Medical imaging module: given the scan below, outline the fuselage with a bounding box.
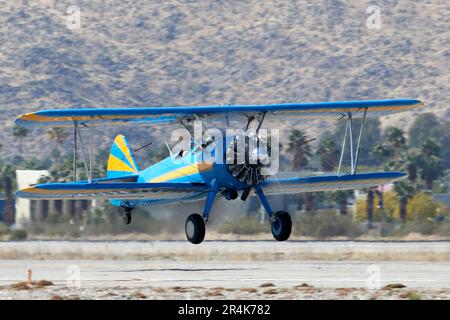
[111,138,248,208]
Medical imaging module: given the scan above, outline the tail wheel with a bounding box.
[271,211,292,241]
[185,213,206,244]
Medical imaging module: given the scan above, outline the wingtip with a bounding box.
[14,113,33,126]
[411,99,425,108]
[14,115,24,126]
[393,172,408,180]
[15,187,33,198]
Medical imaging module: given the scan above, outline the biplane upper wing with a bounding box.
[15,99,423,127]
[258,172,406,196]
[16,181,208,200]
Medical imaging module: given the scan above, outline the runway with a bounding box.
[0,241,449,299]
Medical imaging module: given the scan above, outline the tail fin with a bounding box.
[107,135,139,178]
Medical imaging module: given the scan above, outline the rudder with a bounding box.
[107,134,139,178]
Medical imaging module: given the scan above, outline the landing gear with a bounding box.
[254,185,292,241]
[271,211,292,241]
[122,208,132,225]
[184,179,218,244]
[223,189,238,200]
[185,214,206,244]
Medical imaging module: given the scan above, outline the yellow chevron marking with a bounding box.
[149,163,213,183]
[107,154,136,173]
[114,135,137,171]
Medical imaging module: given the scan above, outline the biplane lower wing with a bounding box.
[17,172,406,200]
[16,182,208,200]
[259,172,407,195]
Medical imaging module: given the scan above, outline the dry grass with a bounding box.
[2,284,450,299]
[399,291,422,300]
[208,290,224,297]
[383,283,407,290]
[0,241,448,262]
[263,288,278,295]
[9,280,53,290]
[131,291,147,299]
[259,282,276,288]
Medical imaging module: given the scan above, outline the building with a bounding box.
[15,170,96,227]
[15,170,49,227]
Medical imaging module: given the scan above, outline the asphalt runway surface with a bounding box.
[0,241,449,299]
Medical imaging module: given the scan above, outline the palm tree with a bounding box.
[400,148,421,182]
[47,128,69,166]
[384,127,406,150]
[287,130,313,212]
[371,143,393,167]
[366,188,375,228]
[331,190,354,215]
[287,130,312,171]
[393,181,416,222]
[374,127,420,222]
[417,138,443,190]
[383,148,422,222]
[0,165,16,225]
[12,125,28,153]
[317,137,339,172]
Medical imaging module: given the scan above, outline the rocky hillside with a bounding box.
[0,0,449,158]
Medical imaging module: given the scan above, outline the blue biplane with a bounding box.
[15,99,423,243]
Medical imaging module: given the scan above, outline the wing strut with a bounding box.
[353,107,368,174]
[73,121,95,183]
[76,123,91,182]
[73,121,77,182]
[337,108,368,176]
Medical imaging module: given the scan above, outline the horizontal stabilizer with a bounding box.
[16,182,208,200]
[259,172,407,195]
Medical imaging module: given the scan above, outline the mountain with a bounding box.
[0,0,449,159]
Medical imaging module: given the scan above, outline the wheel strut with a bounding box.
[122,208,132,225]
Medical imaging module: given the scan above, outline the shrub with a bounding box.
[355,192,398,222]
[436,219,450,235]
[9,229,28,241]
[0,223,10,236]
[217,216,267,235]
[378,217,450,237]
[293,211,362,239]
[356,192,444,222]
[406,193,443,221]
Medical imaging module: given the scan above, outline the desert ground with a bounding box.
[0,240,449,299]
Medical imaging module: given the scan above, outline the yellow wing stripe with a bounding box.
[107,154,136,173]
[149,163,213,182]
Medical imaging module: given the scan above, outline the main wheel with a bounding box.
[271,211,292,241]
[122,209,132,225]
[185,213,206,244]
